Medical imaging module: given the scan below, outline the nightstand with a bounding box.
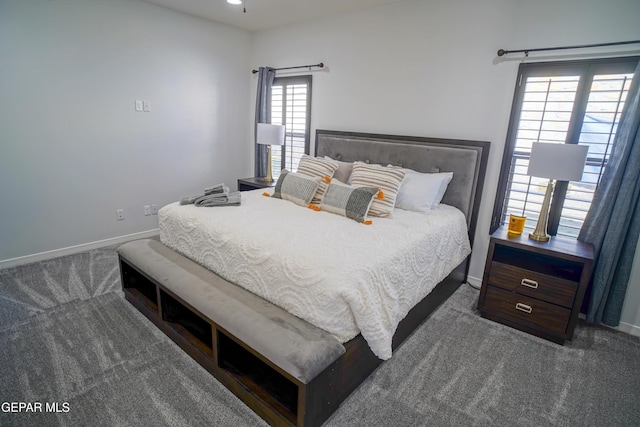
[477,226,594,344]
[237,177,276,192]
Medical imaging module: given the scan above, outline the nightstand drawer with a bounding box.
[489,261,578,308]
[482,285,571,337]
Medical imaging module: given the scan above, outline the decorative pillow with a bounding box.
[319,180,379,223]
[272,169,321,207]
[296,154,339,204]
[430,172,454,208]
[350,162,406,218]
[324,156,353,184]
[395,169,454,213]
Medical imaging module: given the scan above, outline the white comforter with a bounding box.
[159,189,470,359]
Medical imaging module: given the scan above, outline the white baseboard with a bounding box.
[466,275,482,290]
[0,229,160,269]
[615,321,640,338]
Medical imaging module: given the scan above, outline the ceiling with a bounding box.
[141,0,403,32]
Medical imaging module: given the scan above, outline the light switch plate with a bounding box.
[135,100,143,112]
[143,100,150,112]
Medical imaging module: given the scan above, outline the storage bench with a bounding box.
[117,239,346,426]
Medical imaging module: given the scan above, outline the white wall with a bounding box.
[0,0,250,262]
[250,0,640,330]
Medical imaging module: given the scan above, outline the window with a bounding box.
[492,57,638,238]
[269,76,312,178]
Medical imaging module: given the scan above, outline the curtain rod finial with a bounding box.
[497,49,506,57]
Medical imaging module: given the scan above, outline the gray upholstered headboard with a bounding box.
[315,129,490,246]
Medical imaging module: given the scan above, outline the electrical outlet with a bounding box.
[143,100,150,112]
[135,100,143,112]
[144,205,151,216]
[116,209,124,220]
[151,204,158,215]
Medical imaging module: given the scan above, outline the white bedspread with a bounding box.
[159,189,470,360]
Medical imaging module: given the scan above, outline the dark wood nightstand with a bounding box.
[477,226,594,344]
[237,177,276,192]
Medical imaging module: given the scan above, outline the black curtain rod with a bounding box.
[252,62,324,74]
[497,40,640,57]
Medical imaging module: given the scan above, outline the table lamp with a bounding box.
[257,123,285,183]
[527,142,589,242]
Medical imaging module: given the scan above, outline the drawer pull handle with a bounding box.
[521,278,539,289]
[515,303,532,314]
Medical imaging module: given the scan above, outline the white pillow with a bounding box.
[394,169,453,213]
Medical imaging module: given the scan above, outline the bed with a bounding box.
[118,129,489,426]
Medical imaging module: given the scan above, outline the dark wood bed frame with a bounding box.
[119,130,490,426]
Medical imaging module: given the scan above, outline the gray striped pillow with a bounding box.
[272,169,321,207]
[350,162,406,218]
[296,154,339,204]
[320,181,378,223]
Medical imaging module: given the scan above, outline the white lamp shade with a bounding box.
[527,142,589,181]
[257,123,285,146]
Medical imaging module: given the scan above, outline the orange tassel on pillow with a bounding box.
[363,220,373,225]
[323,175,331,183]
[376,189,384,200]
[262,192,271,197]
[307,204,321,211]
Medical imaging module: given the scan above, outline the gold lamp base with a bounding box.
[529,180,554,242]
[529,230,550,242]
[263,145,274,183]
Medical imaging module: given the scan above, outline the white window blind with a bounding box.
[494,58,637,238]
[557,73,632,235]
[270,76,311,178]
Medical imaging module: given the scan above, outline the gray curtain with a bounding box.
[254,67,276,177]
[578,61,640,326]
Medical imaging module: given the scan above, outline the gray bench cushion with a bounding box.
[118,239,345,384]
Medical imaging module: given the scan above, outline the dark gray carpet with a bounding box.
[1,246,639,426]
